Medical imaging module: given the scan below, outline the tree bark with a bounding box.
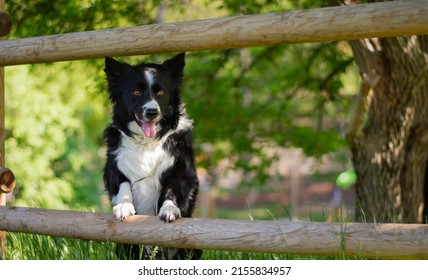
[347,35,428,223]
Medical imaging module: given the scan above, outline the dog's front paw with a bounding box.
[158,200,181,223]
[113,202,136,221]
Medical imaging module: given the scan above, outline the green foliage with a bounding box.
[186,43,354,181]
[5,62,109,209]
[7,0,156,37]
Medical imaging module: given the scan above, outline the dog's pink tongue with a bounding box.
[142,121,156,138]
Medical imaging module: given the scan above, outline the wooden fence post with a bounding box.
[0,0,6,260]
[0,0,5,168]
[0,0,11,260]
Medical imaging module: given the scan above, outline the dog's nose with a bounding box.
[145,108,159,119]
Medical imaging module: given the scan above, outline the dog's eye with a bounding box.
[131,90,141,96]
[157,91,164,96]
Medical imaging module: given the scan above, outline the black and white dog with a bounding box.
[103,53,200,259]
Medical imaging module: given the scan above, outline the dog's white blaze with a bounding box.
[144,68,155,87]
[114,134,175,215]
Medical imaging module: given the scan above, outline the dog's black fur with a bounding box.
[103,53,201,259]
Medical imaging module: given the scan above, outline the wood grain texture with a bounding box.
[0,0,427,66]
[1,206,428,259]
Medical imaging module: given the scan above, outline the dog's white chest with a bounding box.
[114,134,174,215]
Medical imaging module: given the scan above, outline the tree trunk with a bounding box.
[347,35,428,223]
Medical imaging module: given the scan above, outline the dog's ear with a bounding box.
[104,57,124,78]
[104,57,127,100]
[163,53,185,79]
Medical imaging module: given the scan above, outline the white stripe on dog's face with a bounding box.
[144,68,156,87]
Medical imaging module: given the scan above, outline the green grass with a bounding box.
[7,233,118,260]
[7,232,345,260]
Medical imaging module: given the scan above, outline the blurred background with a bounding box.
[5,0,425,224]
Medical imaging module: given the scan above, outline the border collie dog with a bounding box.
[103,53,200,260]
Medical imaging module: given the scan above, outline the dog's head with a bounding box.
[104,53,185,138]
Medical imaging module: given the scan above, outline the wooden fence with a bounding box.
[1,206,428,259]
[1,0,428,66]
[1,0,428,259]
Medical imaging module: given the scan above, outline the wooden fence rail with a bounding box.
[0,0,428,66]
[1,206,428,259]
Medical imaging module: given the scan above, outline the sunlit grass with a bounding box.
[7,232,349,260]
[7,233,117,260]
